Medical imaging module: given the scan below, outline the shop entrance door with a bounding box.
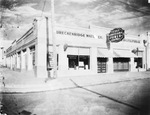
[134,57,143,68]
[97,58,107,73]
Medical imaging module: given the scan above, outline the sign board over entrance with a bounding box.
[108,28,125,43]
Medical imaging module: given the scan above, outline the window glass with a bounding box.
[134,57,142,68]
[67,47,90,70]
[79,56,90,69]
[68,55,78,69]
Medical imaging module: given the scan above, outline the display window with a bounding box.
[68,55,78,69]
[79,56,90,69]
[67,47,90,70]
[68,55,90,70]
[113,58,130,71]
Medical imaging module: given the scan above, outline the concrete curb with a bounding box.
[1,76,150,93]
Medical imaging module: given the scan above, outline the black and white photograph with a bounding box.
[0,0,150,115]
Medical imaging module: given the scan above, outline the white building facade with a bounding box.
[3,17,150,78]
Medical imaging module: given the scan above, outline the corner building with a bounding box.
[4,17,148,78]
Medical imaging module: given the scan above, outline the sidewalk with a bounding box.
[0,68,150,93]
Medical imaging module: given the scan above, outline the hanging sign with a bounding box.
[108,28,125,43]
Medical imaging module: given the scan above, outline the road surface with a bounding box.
[1,78,150,115]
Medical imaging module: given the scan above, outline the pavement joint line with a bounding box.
[70,79,142,112]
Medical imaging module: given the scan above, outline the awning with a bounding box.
[97,48,113,57]
[113,50,137,58]
[67,47,90,55]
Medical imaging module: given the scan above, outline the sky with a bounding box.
[1,0,150,40]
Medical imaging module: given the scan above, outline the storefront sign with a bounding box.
[56,30,102,39]
[108,28,125,43]
[122,39,140,43]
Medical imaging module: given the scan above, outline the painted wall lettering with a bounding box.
[56,30,102,39]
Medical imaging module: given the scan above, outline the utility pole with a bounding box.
[143,32,150,71]
[51,0,57,78]
[146,32,150,70]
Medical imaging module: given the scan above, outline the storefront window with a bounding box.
[67,47,90,70]
[79,56,90,70]
[68,55,78,69]
[68,55,90,70]
[113,58,130,71]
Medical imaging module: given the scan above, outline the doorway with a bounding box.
[97,58,107,73]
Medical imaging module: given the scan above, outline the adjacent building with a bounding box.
[0,38,13,66]
[3,17,150,78]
